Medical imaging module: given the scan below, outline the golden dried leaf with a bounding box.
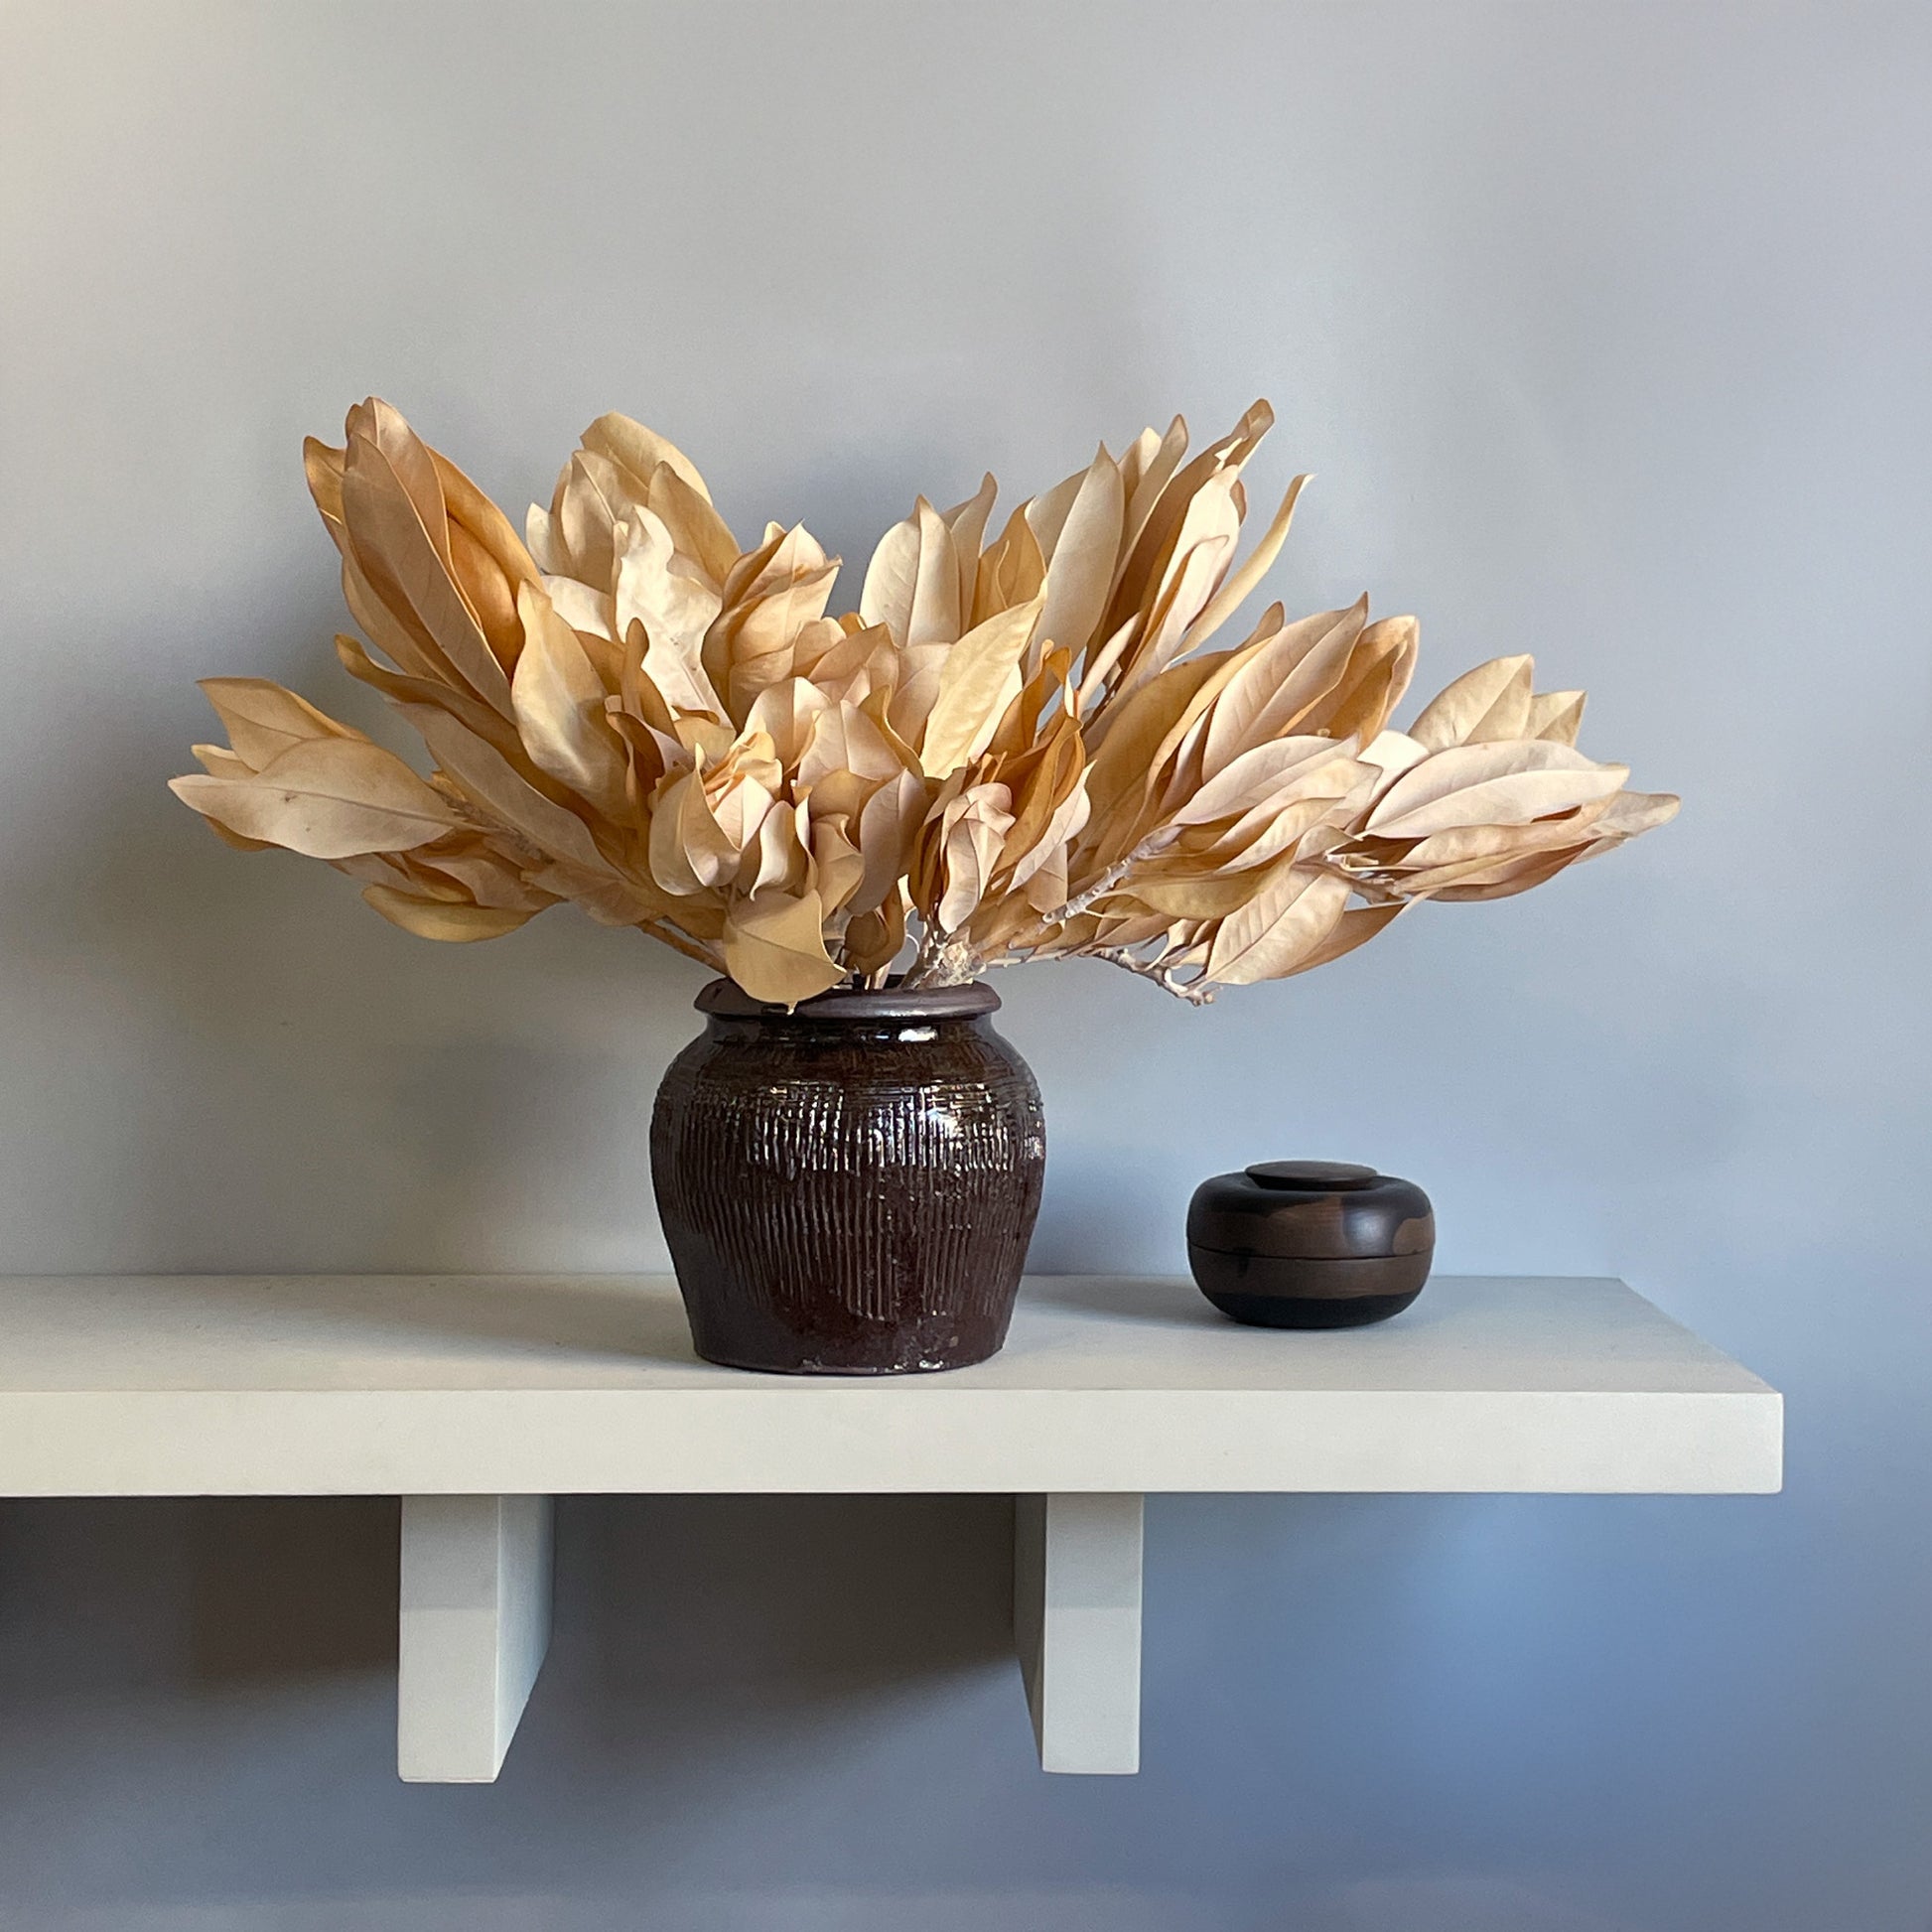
[362,886,537,942]
[581,412,716,508]
[917,597,1042,778]
[511,584,630,817]
[199,678,365,770]
[1527,689,1587,745]
[170,739,460,860]
[1366,740,1629,839]
[1204,867,1350,985]
[1409,655,1535,751]
[406,704,615,875]
[722,889,845,1008]
[1179,473,1310,656]
[1032,448,1125,665]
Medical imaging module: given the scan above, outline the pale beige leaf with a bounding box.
[429,449,540,594]
[1033,448,1125,663]
[1358,730,1431,795]
[334,632,532,767]
[346,399,446,560]
[615,508,723,650]
[303,438,347,552]
[1366,740,1628,838]
[511,584,630,815]
[1398,797,1616,869]
[1407,843,1595,901]
[1204,867,1350,986]
[1007,774,1092,892]
[646,464,738,583]
[943,473,998,621]
[742,797,808,897]
[1527,690,1587,745]
[1204,789,1356,873]
[1179,473,1310,656]
[1172,737,1362,828]
[406,704,615,874]
[648,769,734,895]
[341,427,513,714]
[1022,840,1070,914]
[362,886,536,942]
[1310,614,1420,745]
[540,573,616,639]
[1114,415,1189,587]
[1023,464,1088,562]
[191,744,253,779]
[907,497,961,648]
[581,412,716,507]
[1200,601,1367,776]
[853,770,928,914]
[199,677,365,771]
[808,812,867,914]
[722,889,845,1009]
[1276,900,1404,977]
[1080,651,1229,861]
[936,785,1016,932]
[799,700,903,790]
[549,450,630,586]
[1123,865,1284,921]
[708,771,775,854]
[1582,789,1680,840]
[524,503,562,574]
[414,845,555,911]
[1120,532,1233,691]
[1409,655,1534,750]
[859,512,920,648]
[743,677,832,769]
[170,740,459,860]
[917,596,1042,777]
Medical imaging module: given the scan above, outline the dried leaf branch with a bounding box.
[173,398,1676,1006]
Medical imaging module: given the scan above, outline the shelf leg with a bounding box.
[397,1494,554,1783]
[1013,1492,1144,1774]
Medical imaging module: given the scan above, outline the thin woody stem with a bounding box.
[642,920,726,972]
[1089,945,1216,1005]
[1037,832,1173,928]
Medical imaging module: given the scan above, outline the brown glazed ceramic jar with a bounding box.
[650,978,1045,1374]
[1186,1160,1435,1329]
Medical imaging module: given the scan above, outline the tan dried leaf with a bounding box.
[170,739,460,860]
[1366,740,1629,839]
[917,597,1042,778]
[362,886,537,942]
[1409,655,1535,751]
[722,889,845,1009]
[198,678,366,770]
[1204,867,1351,986]
[511,584,629,817]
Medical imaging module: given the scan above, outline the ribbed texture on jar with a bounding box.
[650,1012,1045,1373]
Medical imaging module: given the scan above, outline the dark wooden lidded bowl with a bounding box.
[1186,1160,1435,1329]
[650,978,1045,1375]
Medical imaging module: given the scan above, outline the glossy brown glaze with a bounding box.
[1186,1162,1436,1328]
[650,979,1045,1374]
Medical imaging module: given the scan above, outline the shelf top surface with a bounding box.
[0,1273,1769,1399]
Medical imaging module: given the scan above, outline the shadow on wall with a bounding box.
[12,592,714,1276]
[0,1492,1018,1907]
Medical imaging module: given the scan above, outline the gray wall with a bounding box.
[0,2,1925,1926]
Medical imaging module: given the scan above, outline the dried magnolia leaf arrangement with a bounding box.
[172,399,1676,1007]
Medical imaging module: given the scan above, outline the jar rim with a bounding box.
[695,976,1001,1023]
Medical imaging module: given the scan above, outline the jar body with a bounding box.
[650,980,1044,1373]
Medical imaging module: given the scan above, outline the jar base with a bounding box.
[689,1340,1004,1376]
[1199,1286,1424,1329]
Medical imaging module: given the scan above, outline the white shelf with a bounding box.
[0,1273,1780,1780]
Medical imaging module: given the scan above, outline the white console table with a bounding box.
[0,1273,1780,1780]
